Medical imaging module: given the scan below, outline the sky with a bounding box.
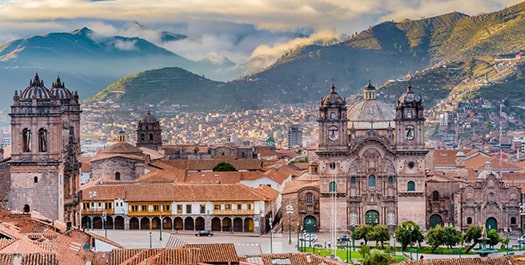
[0,0,522,67]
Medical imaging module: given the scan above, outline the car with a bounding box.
[337,235,350,242]
[300,234,318,242]
[518,235,525,244]
[195,230,213,237]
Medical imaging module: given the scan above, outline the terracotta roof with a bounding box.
[136,169,185,183]
[139,147,165,161]
[90,142,145,162]
[433,150,462,167]
[263,165,303,184]
[81,184,127,200]
[183,243,239,263]
[161,159,263,171]
[126,183,175,202]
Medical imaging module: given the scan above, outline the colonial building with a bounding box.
[136,111,163,151]
[7,74,82,225]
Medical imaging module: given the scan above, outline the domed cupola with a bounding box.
[50,76,72,100]
[19,73,53,101]
[321,83,346,108]
[141,110,158,123]
[347,81,395,130]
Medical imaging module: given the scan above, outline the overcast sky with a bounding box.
[0,0,522,65]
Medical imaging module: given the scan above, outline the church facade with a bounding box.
[316,82,428,232]
[7,74,81,225]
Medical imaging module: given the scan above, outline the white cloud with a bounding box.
[112,39,138,51]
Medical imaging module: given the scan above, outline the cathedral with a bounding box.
[316,81,428,232]
[7,74,81,226]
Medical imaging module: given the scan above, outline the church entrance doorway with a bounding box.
[429,214,442,228]
[365,210,379,226]
[486,217,498,231]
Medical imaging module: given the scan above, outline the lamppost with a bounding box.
[351,224,356,251]
[160,205,163,241]
[286,204,294,245]
[149,231,152,248]
[102,211,107,238]
[520,204,525,249]
[297,222,301,251]
[89,191,97,230]
[346,240,350,263]
[269,216,273,253]
[506,228,511,256]
[409,226,414,260]
[393,234,396,256]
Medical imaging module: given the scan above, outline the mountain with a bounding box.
[0,27,242,114]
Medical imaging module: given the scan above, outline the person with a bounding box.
[420,255,424,260]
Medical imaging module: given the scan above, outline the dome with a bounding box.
[321,83,345,107]
[347,81,395,130]
[20,73,53,100]
[50,76,72,100]
[141,111,158,123]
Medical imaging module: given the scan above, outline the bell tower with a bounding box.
[136,111,162,151]
[318,83,348,151]
[395,84,425,149]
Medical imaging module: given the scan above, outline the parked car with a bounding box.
[518,235,525,244]
[300,234,318,242]
[195,230,213,237]
[337,235,350,242]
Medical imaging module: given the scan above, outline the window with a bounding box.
[153,205,159,211]
[140,133,145,141]
[34,176,38,183]
[351,176,356,185]
[306,193,313,204]
[368,175,376,187]
[237,204,242,210]
[214,204,220,210]
[200,204,206,214]
[388,176,394,185]
[225,204,231,210]
[115,172,121,180]
[432,191,439,201]
[177,204,183,214]
[407,161,415,169]
[329,162,336,170]
[38,128,47,152]
[330,112,335,119]
[407,181,415,191]
[23,128,31,152]
[186,204,192,214]
[149,133,154,141]
[511,217,517,225]
[165,204,170,211]
[467,217,472,225]
[329,181,337,192]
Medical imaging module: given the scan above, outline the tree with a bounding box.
[487,229,501,248]
[442,225,463,250]
[425,224,444,252]
[369,225,390,247]
[362,249,396,265]
[212,162,237,171]
[394,221,424,251]
[354,224,373,245]
[464,225,482,253]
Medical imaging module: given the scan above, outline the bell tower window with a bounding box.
[149,133,154,141]
[140,133,145,141]
[38,128,47,152]
[23,128,31,152]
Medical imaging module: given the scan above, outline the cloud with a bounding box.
[112,39,138,51]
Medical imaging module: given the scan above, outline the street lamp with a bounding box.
[102,211,107,238]
[269,216,273,253]
[286,204,294,245]
[409,226,414,260]
[506,228,511,256]
[346,240,350,263]
[160,205,163,241]
[297,222,301,251]
[149,231,152,248]
[89,191,97,230]
[393,234,396,256]
[351,224,356,251]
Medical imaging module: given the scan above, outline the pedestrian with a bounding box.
[420,255,424,260]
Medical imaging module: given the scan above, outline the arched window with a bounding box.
[23,128,31,152]
[407,181,415,191]
[115,172,121,180]
[34,176,38,183]
[350,176,356,185]
[140,133,145,141]
[368,175,376,187]
[38,128,47,152]
[511,217,517,225]
[306,193,313,204]
[467,217,472,224]
[149,133,154,141]
[432,191,439,201]
[329,181,337,192]
[388,176,394,185]
[329,162,336,170]
[23,204,30,213]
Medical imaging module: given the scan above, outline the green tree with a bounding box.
[362,249,396,265]
[425,224,444,252]
[464,225,482,253]
[370,225,390,247]
[487,229,501,248]
[394,221,424,251]
[354,224,373,245]
[212,162,237,171]
[442,225,463,250]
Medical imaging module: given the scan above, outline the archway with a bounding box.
[114,216,125,230]
[81,216,91,230]
[365,210,380,226]
[129,217,139,230]
[486,217,498,231]
[222,217,232,232]
[105,216,114,230]
[140,217,150,230]
[233,217,243,232]
[212,217,221,231]
[303,216,317,233]
[162,217,172,230]
[244,218,254,232]
[195,217,205,231]
[184,217,195,231]
[152,217,161,229]
[93,216,103,229]
[429,214,442,228]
